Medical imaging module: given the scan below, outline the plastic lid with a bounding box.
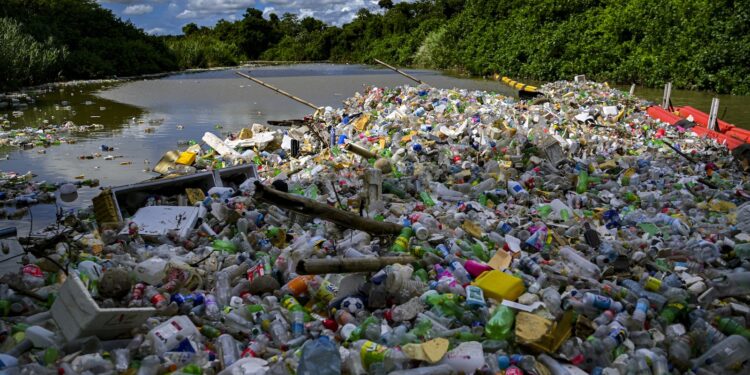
[58,183,78,203]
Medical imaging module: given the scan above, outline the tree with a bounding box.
[378,0,394,9]
[182,23,199,36]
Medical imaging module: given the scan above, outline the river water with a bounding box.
[1,63,749,234]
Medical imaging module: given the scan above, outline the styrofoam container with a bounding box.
[51,274,155,341]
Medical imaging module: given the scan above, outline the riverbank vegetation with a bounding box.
[175,0,750,94]
[3,0,749,95]
[0,0,175,91]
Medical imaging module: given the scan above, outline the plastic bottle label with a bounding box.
[635,300,649,314]
[591,295,612,309]
[643,277,662,292]
[360,341,387,369]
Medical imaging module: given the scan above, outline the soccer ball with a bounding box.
[340,296,365,314]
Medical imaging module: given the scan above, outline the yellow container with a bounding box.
[176,151,196,165]
[471,270,525,302]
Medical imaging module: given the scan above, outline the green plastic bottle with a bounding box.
[485,305,515,340]
[658,301,687,326]
[419,191,436,207]
[383,181,407,199]
[211,239,237,253]
[576,169,589,194]
[715,317,750,340]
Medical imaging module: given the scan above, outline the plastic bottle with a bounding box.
[630,298,649,328]
[144,286,168,309]
[215,333,239,369]
[297,336,341,375]
[576,169,589,194]
[137,355,161,375]
[716,316,750,339]
[485,305,515,340]
[388,364,455,375]
[243,335,269,358]
[448,260,471,285]
[541,287,563,318]
[438,341,485,373]
[112,348,130,372]
[411,222,429,240]
[668,334,693,370]
[204,294,221,320]
[709,272,750,298]
[134,258,168,285]
[268,315,290,347]
[350,340,408,372]
[538,353,572,375]
[691,318,727,345]
[690,335,750,370]
[507,181,529,200]
[215,271,231,307]
[559,247,601,279]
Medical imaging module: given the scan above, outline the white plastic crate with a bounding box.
[51,274,155,341]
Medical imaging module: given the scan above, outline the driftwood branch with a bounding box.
[297,256,418,275]
[253,181,403,235]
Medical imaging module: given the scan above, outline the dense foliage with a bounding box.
[172,0,749,94]
[0,18,68,90]
[0,0,175,91]
[3,0,749,95]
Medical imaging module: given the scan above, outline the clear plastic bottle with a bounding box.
[204,294,221,320]
[137,355,161,375]
[630,298,649,328]
[691,335,750,370]
[668,334,693,370]
[507,180,529,200]
[541,287,563,318]
[217,333,240,368]
[297,336,341,375]
[559,246,601,279]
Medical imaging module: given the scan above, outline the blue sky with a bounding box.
[97,0,404,35]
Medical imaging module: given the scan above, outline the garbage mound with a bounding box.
[2,80,750,374]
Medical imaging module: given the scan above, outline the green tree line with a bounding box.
[2,0,749,95]
[0,0,176,91]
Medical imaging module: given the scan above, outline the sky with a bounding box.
[97,0,407,36]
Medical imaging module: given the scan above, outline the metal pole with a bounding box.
[373,59,426,85]
[235,71,320,111]
[708,97,720,132]
[629,84,636,96]
[661,82,672,110]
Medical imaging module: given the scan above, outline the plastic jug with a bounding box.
[134,258,168,285]
[147,316,198,354]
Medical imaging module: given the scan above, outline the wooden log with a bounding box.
[373,59,426,85]
[235,71,320,111]
[297,256,418,275]
[343,142,378,159]
[253,181,403,235]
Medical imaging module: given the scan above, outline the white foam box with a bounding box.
[118,205,202,240]
[51,274,155,341]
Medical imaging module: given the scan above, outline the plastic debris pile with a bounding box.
[1,80,750,375]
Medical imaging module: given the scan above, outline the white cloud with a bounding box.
[176,9,198,19]
[123,4,154,15]
[179,0,256,17]
[146,27,167,35]
[99,0,165,4]
[256,0,413,26]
